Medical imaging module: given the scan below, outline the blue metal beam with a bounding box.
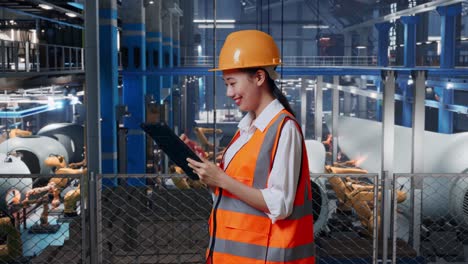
[122,12,147,185]
[162,36,174,126]
[375,22,392,67]
[437,4,462,69]
[426,80,468,91]
[99,6,119,176]
[436,4,461,133]
[146,32,163,103]
[401,16,420,68]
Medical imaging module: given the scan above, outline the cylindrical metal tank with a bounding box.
[331,116,468,228]
[0,153,32,211]
[398,176,468,227]
[311,178,329,235]
[37,123,84,163]
[0,136,69,174]
[304,139,329,234]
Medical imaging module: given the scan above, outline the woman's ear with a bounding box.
[255,69,267,86]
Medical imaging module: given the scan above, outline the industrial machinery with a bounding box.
[329,116,468,261]
[0,136,69,175]
[0,217,22,262]
[0,153,32,212]
[20,153,86,230]
[325,165,407,235]
[333,116,468,224]
[37,123,85,164]
[193,127,223,152]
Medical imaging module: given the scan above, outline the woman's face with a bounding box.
[222,69,263,113]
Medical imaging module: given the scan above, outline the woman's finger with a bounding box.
[187,157,204,167]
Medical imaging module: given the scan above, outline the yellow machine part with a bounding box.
[325,165,407,235]
[64,186,81,215]
[0,217,22,261]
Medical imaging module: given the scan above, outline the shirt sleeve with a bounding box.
[260,120,303,223]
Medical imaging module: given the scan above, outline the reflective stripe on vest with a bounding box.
[217,195,313,220]
[209,110,315,263]
[214,238,316,262]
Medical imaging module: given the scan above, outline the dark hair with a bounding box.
[240,68,296,117]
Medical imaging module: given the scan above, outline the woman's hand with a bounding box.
[186,157,229,188]
[180,134,207,159]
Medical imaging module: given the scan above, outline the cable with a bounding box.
[280,0,284,89]
[267,0,270,35]
[212,0,217,163]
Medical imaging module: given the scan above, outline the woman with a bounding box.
[187,30,315,264]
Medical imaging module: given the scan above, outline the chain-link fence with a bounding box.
[394,174,468,264]
[0,174,83,264]
[98,174,212,264]
[311,173,380,264]
[2,172,468,263]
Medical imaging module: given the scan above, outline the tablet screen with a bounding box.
[141,123,201,180]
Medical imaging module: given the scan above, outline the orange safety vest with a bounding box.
[207,110,315,264]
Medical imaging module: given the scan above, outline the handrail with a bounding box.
[0,39,84,73]
[181,55,378,67]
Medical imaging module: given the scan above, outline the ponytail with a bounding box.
[267,77,296,117]
[240,68,296,117]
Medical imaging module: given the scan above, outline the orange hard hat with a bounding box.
[210,30,281,71]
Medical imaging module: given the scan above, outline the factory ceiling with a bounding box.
[0,0,83,29]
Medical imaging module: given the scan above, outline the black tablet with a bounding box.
[141,122,201,180]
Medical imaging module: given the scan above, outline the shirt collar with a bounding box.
[237,99,284,133]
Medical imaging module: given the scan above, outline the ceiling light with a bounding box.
[149,0,154,4]
[66,12,78,18]
[193,19,235,23]
[356,46,366,49]
[303,24,329,29]
[38,4,53,10]
[198,24,235,29]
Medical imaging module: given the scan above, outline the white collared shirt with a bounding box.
[223,99,302,223]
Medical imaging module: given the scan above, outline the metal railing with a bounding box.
[181,55,378,67]
[0,40,84,73]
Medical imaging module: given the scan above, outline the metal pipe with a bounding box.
[392,173,398,264]
[14,42,18,72]
[314,76,323,142]
[343,0,464,32]
[62,47,65,69]
[300,78,307,134]
[25,42,30,72]
[373,173,379,264]
[381,70,396,264]
[45,45,49,70]
[1,40,4,71]
[54,46,57,71]
[85,0,101,263]
[212,0,217,162]
[332,75,339,163]
[80,172,86,264]
[408,71,426,255]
